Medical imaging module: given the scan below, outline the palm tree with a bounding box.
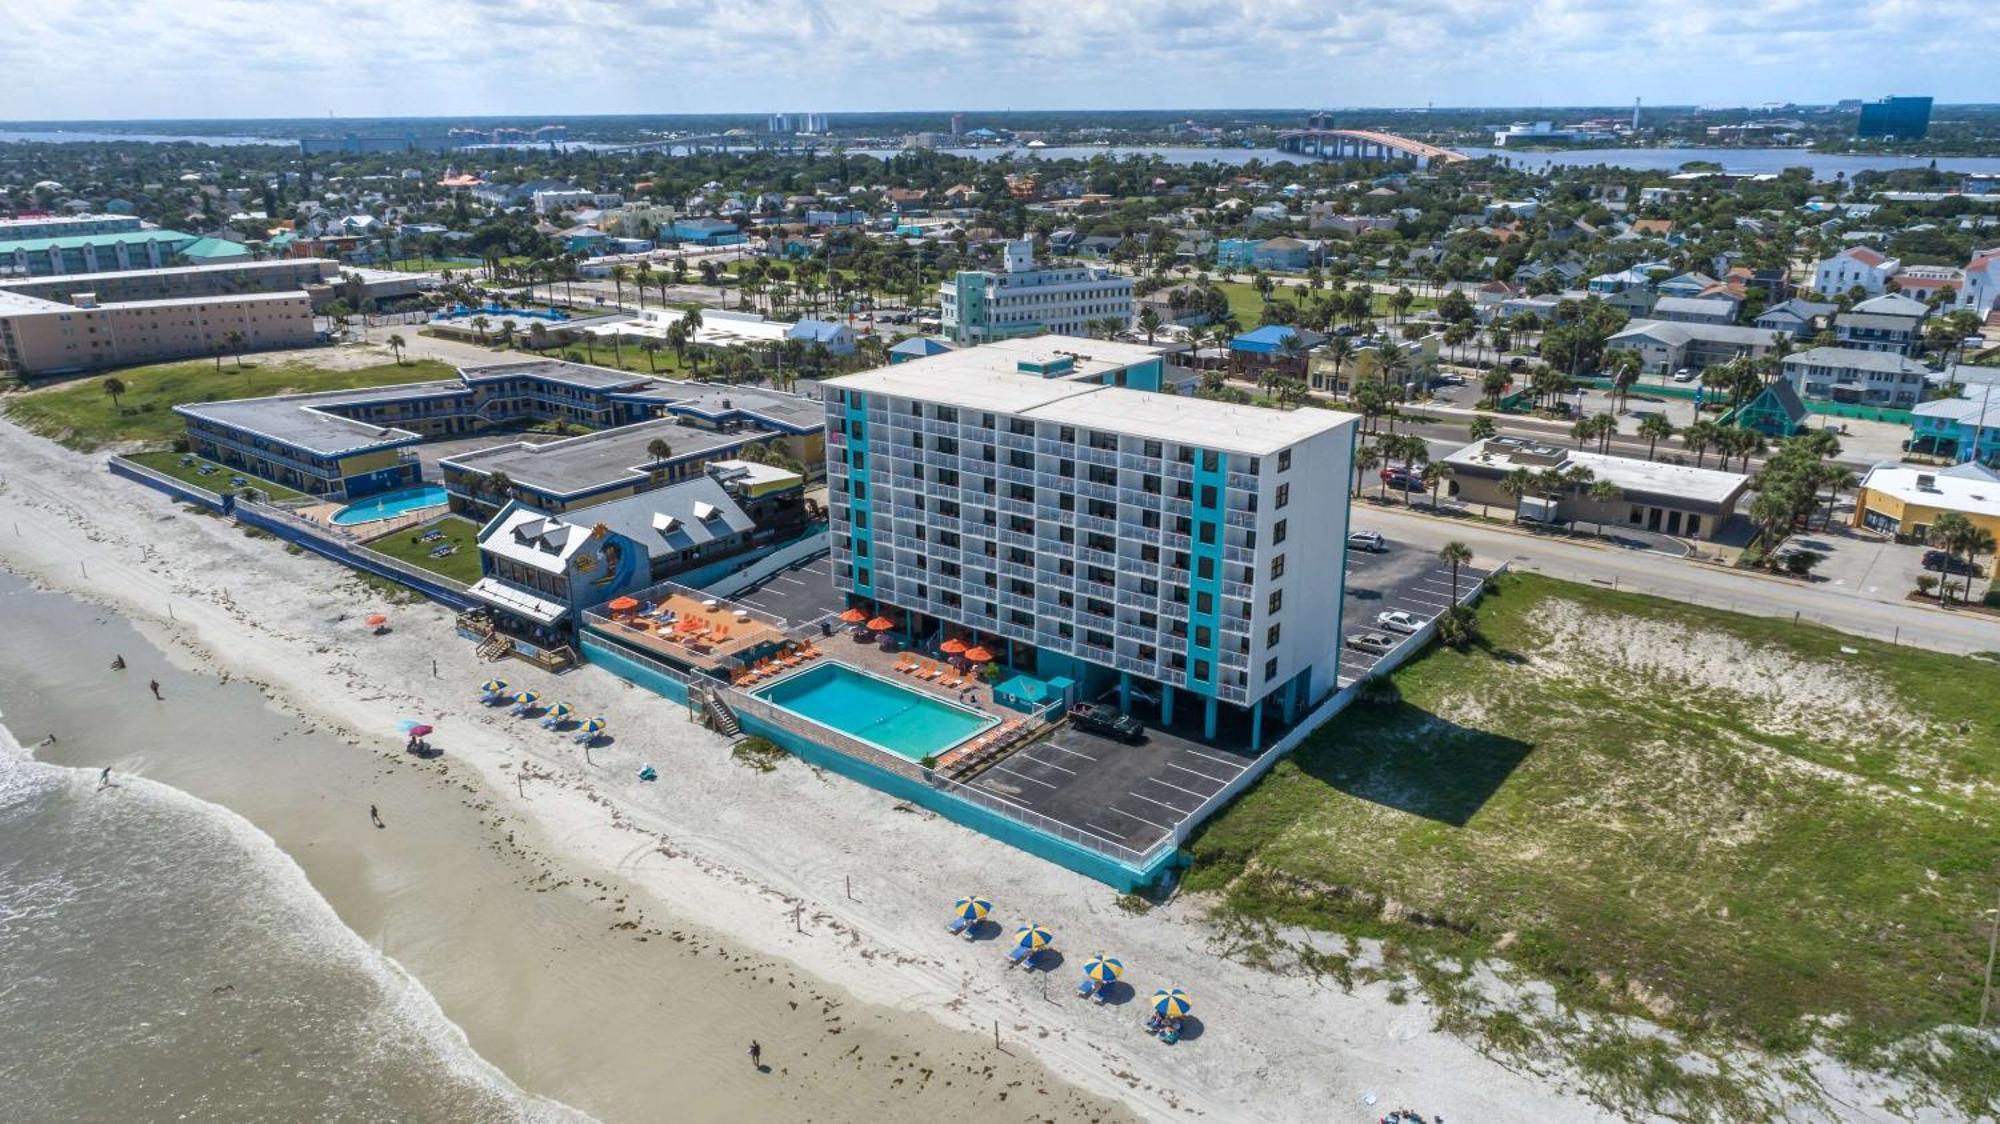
[1324,335,1353,395]
[645,438,674,475]
[1468,414,1498,444]
[470,315,490,344]
[1816,465,1857,530]
[633,262,653,310]
[610,265,630,310]
[483,470,515,504]
[1438,541,1473,602]
[1137,305,1162,346]
[1929,513,1976,605]
[1390,286,1415,323]
[1636,413,1675,460]
[1684,420,1717,467]
[102,376,127,409]
[1586,479,1623,536]
[1423,461,1455,511]
[225,330,245,369]
[386,332,407,365]
[640,338,663,373]
[1352,443,1381,498]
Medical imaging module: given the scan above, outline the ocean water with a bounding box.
[0,732,581,1122]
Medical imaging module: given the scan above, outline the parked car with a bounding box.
[1672,368,1697,383]
[1347,529,1386,552]
[1344,631,1396,655]
[1375,610,1424,634]
[1068,702,1146,743]
[1096,684,1161,708]
[1922,549,1982,576]
[1379,468,1423,492]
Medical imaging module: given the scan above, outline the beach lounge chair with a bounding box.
[801,643,821,660]
[947,915,972,936]
[1005,945,1034,969]
[923,663,945,681]
[941,672,963,689]
[894,653,917,672]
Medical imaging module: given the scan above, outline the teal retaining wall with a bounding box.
[579,632,692,706]
[735,709,1175,892]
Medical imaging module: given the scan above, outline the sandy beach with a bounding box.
[0,417,1614,1123]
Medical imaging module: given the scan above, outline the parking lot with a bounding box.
[729,553,843,625]
[966,719,1254,857]
[1339,532,1491,685]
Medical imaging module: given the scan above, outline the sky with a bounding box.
[4,0,1997,122]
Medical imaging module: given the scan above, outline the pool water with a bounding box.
[330,484,449,526]
[754,662,997,761]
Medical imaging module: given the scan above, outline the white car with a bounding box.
[1375,610,1424,634]
[1671,368,1697,383]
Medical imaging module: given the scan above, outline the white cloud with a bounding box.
[4,0,1995,119]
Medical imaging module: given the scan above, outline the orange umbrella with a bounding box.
[607,596,639,612]
[366,612,388,627]
[866,616,897,633]
[838,608,868,624]
[939,637,969,654]
[963,646,995,663]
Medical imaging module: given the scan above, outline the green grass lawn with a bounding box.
[4,358,458,451]
[1212,280,1437,330]
[361,514,483,585]
[1186,572,2000,1115]
[123,450,305,501]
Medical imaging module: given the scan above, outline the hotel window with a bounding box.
[1194,659,1211,682]
[1270,554,1285,580]
[1197,557,1214,580]
[1277,449,1291,472]
[1275,483,1289,509]
[1268,589,1283,614]
[1272,519,1286,545]
[1201,450,1219,472]
[1200,485,1218,508]
[1196,591,1213,614]
[1195,625,1212,647]
[1266,623,1281,647]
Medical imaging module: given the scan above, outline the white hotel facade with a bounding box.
[939,239,1135,346]
[823,344,1357,748]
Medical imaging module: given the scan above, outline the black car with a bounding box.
[1069,702,1146,744]
[1923,550,1982,576]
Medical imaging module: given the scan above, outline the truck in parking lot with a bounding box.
[1068,702,1147,743]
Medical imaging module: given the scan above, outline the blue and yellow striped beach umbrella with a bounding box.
[952,896,992,922]
[1081,953,1124,983]
[479,679,508,695]
[545,701,575,721]
[1150,989,1192,1018]
[1014,924,1054,951]
[580,717,607,735]
[511,690,539,707]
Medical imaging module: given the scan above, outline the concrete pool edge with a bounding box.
[330,485,451,526]
[750,660,999,763]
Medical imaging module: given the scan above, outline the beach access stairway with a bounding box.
[693,681,742,738]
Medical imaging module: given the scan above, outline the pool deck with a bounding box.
[749,659,1001,761]
[592,590,791,675]
[299,499,450,541]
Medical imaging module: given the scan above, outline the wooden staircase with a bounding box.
[695,682,743,737]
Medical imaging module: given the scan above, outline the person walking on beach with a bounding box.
[369,804,384,829]
[110,654,126,671]
[148,679,162,701]
[747,1040,762,1069]
[98,767,111,789]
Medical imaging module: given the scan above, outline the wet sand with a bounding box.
[0,575,1129,1123]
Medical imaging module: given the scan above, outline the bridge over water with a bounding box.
[1275,129,1469,167]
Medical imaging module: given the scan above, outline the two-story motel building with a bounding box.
[822,352,1358,750]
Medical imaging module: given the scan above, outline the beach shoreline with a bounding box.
[0,417,1607,1123]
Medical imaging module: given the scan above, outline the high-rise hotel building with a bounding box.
[823,339,1357,746]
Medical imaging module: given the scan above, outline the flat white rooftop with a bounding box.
[1861,462,2000,519]
[1448,437,1748,505]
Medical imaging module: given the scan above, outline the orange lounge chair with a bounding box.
[894,653,918,672]
[919,663,941,680]
[940,672,963,689]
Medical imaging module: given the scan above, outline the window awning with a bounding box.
[469,577,570,625]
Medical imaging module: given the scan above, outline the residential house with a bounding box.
[1228,325,1324,380]
[1755,298,1836,339]
[1834,293,1929,355]
[1910,393,2000,464]
[1650,296,1737,325]
[1781,346,1930,408]
[1813,246,1899,297]
[1656,272,1720,299]
[785,318,856,356]
[1606,320,1781,375]
[1958,248,2000,317]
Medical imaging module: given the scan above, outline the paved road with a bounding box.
[1366,505,1999,656]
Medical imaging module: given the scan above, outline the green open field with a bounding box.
[123,450,305,501]
[3,358,458,451]
[1212,280,1437,329]
[360,514,483,585]
[1187,572,2000,1116]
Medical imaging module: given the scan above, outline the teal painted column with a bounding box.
[1118,672,1131,715]
[1251,699,1264,753]
[1162,684,1175,726]
[1203,696,1218,740]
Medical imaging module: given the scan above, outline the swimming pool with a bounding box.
[753,662,997,761]
[330,485,449,526]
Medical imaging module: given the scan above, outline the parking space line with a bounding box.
[1037,742,1100,762]
[1142,774,1221,801]
[1164,759,1237,785]
[1167,743,1256,769]
[966,787,1144,850]
[987,764,1059,789]
[1099,805,1175,835]
[1127,790,1198,817]
[1013,752,1076,776]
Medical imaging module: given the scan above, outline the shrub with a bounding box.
[1915,575,1939,597]
[731,735,789,773]
[1435,603,1480,649]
